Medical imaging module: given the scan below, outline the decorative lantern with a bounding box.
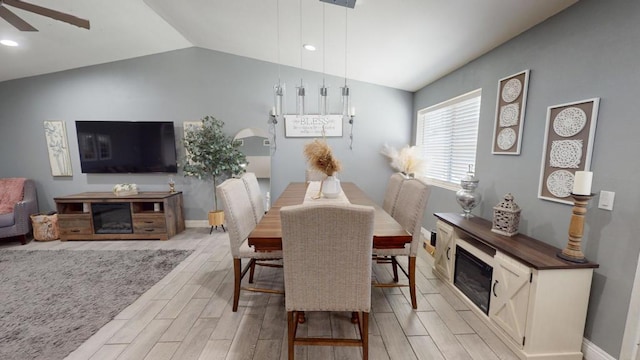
[492,193,521,236]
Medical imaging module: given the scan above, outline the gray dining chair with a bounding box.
[280,203,375,360]
[241,172,265,224]
[217,178,283,312]
[382,172,407,217]
[374,178,431,309]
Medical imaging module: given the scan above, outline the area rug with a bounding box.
[0,249,192,360]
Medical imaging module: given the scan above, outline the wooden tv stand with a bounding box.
[54,192,185,241]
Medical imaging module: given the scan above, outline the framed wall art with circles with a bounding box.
[538,98,600,204]
[492,70,530,155]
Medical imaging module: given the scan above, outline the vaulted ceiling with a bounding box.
[0,0,578,91]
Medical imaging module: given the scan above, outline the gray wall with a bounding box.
[0,47,412,221]
[414,1,640,357]
[1,0,632,356]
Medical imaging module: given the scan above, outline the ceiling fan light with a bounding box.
[0,39,19,46]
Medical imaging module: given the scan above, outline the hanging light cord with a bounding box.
[299,0,303,86]
[276,0,281,86]
[344,6,348,88]
[270,0,281,154]
[345,6,354,150]
[322,4,326,87]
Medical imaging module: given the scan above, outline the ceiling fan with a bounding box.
[0,0,89,31]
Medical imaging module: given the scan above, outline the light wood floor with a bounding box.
[3,228,519,360]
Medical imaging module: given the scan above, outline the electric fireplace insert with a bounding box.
[91,202,133,234]
[454,244,493,314]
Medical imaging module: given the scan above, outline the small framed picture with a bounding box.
[538,98,600,204]
[183,121,202,133]
[43,120,73,176]
[492,70,530,155]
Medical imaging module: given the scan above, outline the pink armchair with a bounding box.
[0,178,38,245]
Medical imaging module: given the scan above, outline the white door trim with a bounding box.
[620,251,640,360]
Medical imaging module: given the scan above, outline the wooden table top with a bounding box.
[435,212,599,270]
[248,182,412,251]
[55,191,182,201]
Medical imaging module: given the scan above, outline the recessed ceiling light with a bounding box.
[303,44,316,51]
[1,39,19,47]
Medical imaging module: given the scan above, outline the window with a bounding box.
[416,89,481,190]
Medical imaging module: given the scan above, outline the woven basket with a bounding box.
[30,213,60,241]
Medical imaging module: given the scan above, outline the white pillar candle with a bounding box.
[573,171,593,195]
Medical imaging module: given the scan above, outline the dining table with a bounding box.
[248,181,412,251]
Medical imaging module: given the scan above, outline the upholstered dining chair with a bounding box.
[280,204,375,360]
[305,168,326,182]
[374,178,431,309]
[381,172,407,217]
[241,172,265,224]
[217,178,283,312]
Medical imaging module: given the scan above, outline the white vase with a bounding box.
[321,175,341,199]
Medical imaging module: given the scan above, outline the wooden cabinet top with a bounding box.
[55,191,182,201]
[435,212,599,270]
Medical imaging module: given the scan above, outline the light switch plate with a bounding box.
[598,190,615,211]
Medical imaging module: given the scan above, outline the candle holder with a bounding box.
[557,193,595,263]
[348,114,355,150]
[168,176,176,193]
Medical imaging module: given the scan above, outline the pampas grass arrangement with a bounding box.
[304,139,342,176]
[380,144,427,176]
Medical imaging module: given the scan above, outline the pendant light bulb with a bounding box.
[319,85,328,116]
[296,80,306,116]
[341,85,350,116]
[274,83,284,116]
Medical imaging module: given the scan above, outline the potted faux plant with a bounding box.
[182,116,246,231]
[303,139,342,198]
[380,144,427,178]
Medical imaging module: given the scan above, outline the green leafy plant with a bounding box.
[182,116,247,211]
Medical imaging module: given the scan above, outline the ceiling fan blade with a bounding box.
[0,5,37,31]
[3,0,90,29]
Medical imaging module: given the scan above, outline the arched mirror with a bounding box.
[234,127,271,209]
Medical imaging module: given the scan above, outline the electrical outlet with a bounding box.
[598,190,615,211]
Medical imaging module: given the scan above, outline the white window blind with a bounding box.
[416,89,481,189]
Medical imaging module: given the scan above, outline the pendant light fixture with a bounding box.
[271,0,355,122]
[274,83,284,117]
[273,0,284,118]
[296,0,306,116]
[319,3,328,116]
[341,6,356,150]
[296,81,306,115]
[340,6,350,118]
[270,0,283,154]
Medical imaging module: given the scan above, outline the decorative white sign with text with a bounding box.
[284,115,343,137]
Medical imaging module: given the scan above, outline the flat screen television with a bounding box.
[75,121,178,174]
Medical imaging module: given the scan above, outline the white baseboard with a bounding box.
[583,335,615,359]
[185,220,209,228]
[421,227,433,242]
